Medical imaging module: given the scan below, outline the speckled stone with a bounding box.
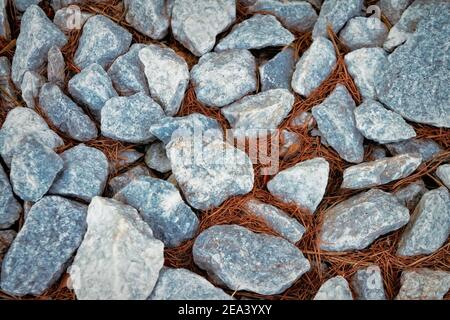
[259,47,296,92]
[108,165,151,196]
[193,225,310,295]
[145,142,171,174]
[394,179,427,211]
[351,265,386,300]
[0,57,16,109]
[396,269,450,300]
[385,139,443,162]
[47,46,65,86]
[0,196,87,296]
[379,0,413,25]
[0,0,10,39]
[314,276,353,300]
[53,6,92,32]
[339,17,388,50]
[0,165,21,229]
[20,71,45,109]
[436,164,450,189]
[124,0,169,40]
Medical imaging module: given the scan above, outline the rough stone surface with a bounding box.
[396,269,450,300]
[292,37,336,97]
[259,47,296,92]
[191,50,257,108]
[397,187,450,257]
[108,165,151,196]
[0,0,10,39]
[20,71,45,109]
[385,139,443,162]
[320,189,410,251]
[53,6,92,33]
[0,196,87,296]
[268,158,329,214]
[312,85,364,163]
[339,17,388,50]
[394,179,427,211]
[0,57,16,108]
[47,46,65,85]
[124,0,169,40]
[436,164,450,189]
[351,265,386,300]
[145,142,171,173]
[193,225,310,295]
[379,0,413,25]
[101,92,165,144]
[39,83,98,141]
[0,165,21,229]
[314,276,353,300]
[68,197,164,300]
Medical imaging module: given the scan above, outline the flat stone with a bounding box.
[396,269,450,300]
[351,265,386,300]
[101,92,165,144]
[21,71,45,109]
[10,137,63,202]
[344,48,388,100]
[108,165,151,196]
[0,0,10,40]
[385,139,443,162]
[320,189,409,251]
[193,224,310,295]
[314,276,353,300]
[124,0,169,40]
[268,157,329,214]
[245,199,306,243]
[47,46,65,86]
[215,14,294,52]
[74,15,132,70]
[379,0,413,25]
[312,84,364,163]
[0,165,21,229]
[397,187,450,256]
[150,267,233,300]
[0,107,64,167]
[166,135,254,210]
[0,57,16,109]
[339,17,388,50]
[145,142,171,173]
[0,230,16,262]
[248,0,318,33]
[68,197,164,300]
[13,0,41,11]
[139,45,189,116]
[115,176,199,247]
[53,6,93,32]
[292,37,336,97]
[394,179,427,211]
[259,47,296,92]
[11,5,67,86]
[436,164,450,189]
[312,0,363,40]
[39,83,98,141]
[0,196,87,296]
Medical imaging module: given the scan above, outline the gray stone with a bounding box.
[0,107,64,167]
[110,150,144,171]
[0,165,21,229]
[13,0,41,12]
[320,189,410,251]
[312,0,363,40]
[68,196,164,300]
[108,165,151,196]
[124,0,169,40]
[385,139,443,162]
[379,0,413,25]
[11,5,67,86]
[39,83,98,141]
[370,147,387,161]
[291,111,314,128]
[0,0,10,40]
[145,142,171,173]
[248,0,318,33]
[0,230,16,262]
[0,196,87,296]
[314,276,353,300]
[351,265,386,300]
[397,187,450,257]
[47,46,65,86]
[101,92,165,144]
[53,6,92,33]
[339,17,388,50]
[190,50,257,108]
[259,47,296,92]
[150,268,233,300]
[312,85,364,163]
[21,71,45,109]
[268,157,329,214]
[114,176,199,247]
[245,199,306,243]
[344,48,388,100]
[68,63,118,121]
[74,15,132,70]
[139,45,189,116]
[0,57,16,109]
[171,0,236,56]
[292,37,336,97]
[193,224,310,295]
[396,269,450,300]
[394,179,427,211]
[215,14,294,52]
[436,164,450,189]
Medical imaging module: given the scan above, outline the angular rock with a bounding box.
[259,47,296,92]
[39,83,98,141]
[394,179,427,211]
[292,37,336,97]
[21,70,45,109]
[397,187,450,256]
[101,92,165,144]
[139,45,189,116]
[145,142,171,173]
[436,164,450,189]
[53,6,92,32]
[0,165,21,229]
[0,57,16,108]
[68,63,118,120]
[396,269,450,300]
[215,14,294,52]
[74,15,132,70]
[0,0,10,40]
[124,0,169,40]
[0,230,16,262]
[13,0,41,12]
[0,196,87,296]
[311,85,364,163]
[314,276,353,300]
[385,139,443,162]
[47,46,65,86]
[193,225,310,295]
[351,265,386,300]
[339,17,388,51]
[190,49,257,108]
[379,0,413,25]
[115,176,199,247]
[108,165,151,196]
[268,157,329,214]
[320,189,410,251]
[68,197,164,300]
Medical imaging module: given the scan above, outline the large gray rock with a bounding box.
[436,164,450,189]
[267,157,329,214]
[39,83,98,141]
[259,47,296,92]
[385,139,443,162]
[0,57,16,109]
[101,92,165,144]
[314,276,353,300]
[0,196,87,296]
[74,15,132,70]
[190,49,257,108]
[171,0,236,56]
[394,179,427,211]
[145,142,171,174]
[68,197,164,300]
[193,225,310,295]
[53,6,92,33]
[47,46,65,86]
[0,0,10,40]
[312,85,364,163]
[11,5,67,86]
[68,63,118,121]
[379,0,413,25]
[108,165,152,196]
[124,0,169,40]
[114,176,199,247]
[0,165,21,229]
[215,14,294,52]
[139,45,189,116]
[339,17,388,51]
[320,189,410,251]
[397,187,450,256]
[20,70,45,109]
[149,268,233,300]
[396,269,450,300]
[351,265,386,300]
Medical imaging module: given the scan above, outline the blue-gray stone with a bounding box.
[13,0,41,11]
[379,0,413,25]
[110,150,144,171]
[47,46,65,86]
[20,71,45,109]
[259,47,296,92]
[0,0,10,40]
[385,139,443,162]
[394,179,427,211]
[314,276,353,300]
[339,17,388,50]
[124,0,169,40]
[436,164,450,190]
[108,164,151,196]
[351,265,386,300]
[396,269,450,300]
[145,142,171,173]
[0,165,21,229]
